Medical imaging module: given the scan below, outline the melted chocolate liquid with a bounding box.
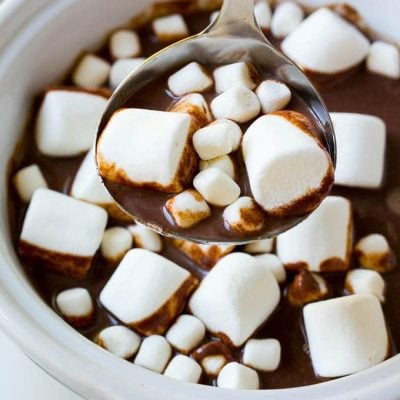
[7,10,400,389]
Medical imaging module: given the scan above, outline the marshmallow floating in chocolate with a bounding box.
[271,1,304,39]
[109,30,141,59]
[244,238,274,254]
[109,58,145,89]
[277,196,352,272]
[19,189,107,278]
[345,269,385,302]
[253,253,286,283]
[287,271,329,306]
[281,8,369,74]
[13,164,48,202]
[128,224,163,253]
[254,1,271,31]
[242,111,334,215]
[36,89,107,157]
[152,14,189,43]
[100,249,197,335]
[72,54,111,88]
[56,288,94,326]
[199,155,235,179]
[243,338,281,372]
[256,80,291,114]
[189,252,280,347]
[367,41,400,79]
[303,295,388,377]
[217,362,259,390]
[134,335,172,373]
[213,62,259,93]
[331,113,386,189]
[101,227,133,265]
[164,355,202,383]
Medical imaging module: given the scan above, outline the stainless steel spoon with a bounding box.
[96,0,336,244]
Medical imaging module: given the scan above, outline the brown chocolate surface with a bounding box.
[7,7,400,390]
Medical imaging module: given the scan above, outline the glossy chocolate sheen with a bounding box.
[7,9,400,389]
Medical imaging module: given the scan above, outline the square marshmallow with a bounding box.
[217,362,259,390]
[276,196,352,272]
[13,164,48,202]
[304,295,388,377]
[127,224,163,253]
[367,41,400,79]
[109,58,145,89]
[100,249,197,335]
[56,288,94,326]
[213,63,259,93]
[101,227,133,265]
[135,335,172,373]
[19,189,108,278]
[254,1,272,31]
[36,89,108,157]
[256,80,291,114]
[243,338,281,372]
[109,30,141,59]
[164,355,202,383]
[97,108,197,193]
[152,14,189,43]
[72,54,111,88]
[253,254,286,283]
[287,271,329,306]
[345,269,385,302]
[271,1,304,39]
[199,155,235,179]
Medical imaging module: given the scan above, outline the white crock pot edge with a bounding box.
[0,1,399,399]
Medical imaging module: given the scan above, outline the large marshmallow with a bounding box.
[243,112,334,215]
[367,41,400,79]
[168,62,213,96]
[217,362,259,390]
[304,295,388,377]
[199,155,235,179]
[56,288,94,326]
[127,224,163,253]
[165,189,211,228]
[345,269,385,302]
[254,253,286,283]
[244,238,274,254]
[331,113,386,189]
[189,253,280,346]
[213,63,259,93]
[72,54,111,88]
[109,58,145,89]
[223,196,265,233]
[96,325,141,359]
[152,14,189,42]
[287,271,329,306]
[172,239,235,270]
[271,1,304,38]
[243,338,281,372]
[277,196,352,272]
[354,234,395,273]
[256,80,291,114]
[193,119,242,160]
[101,227,133,265]
[193,168,240,207]
[164,355,202,383]
[109,30,141,59]
[19,189,107,278]
[36,89,108,157]
[281,8,369,74]
[97,108,197,192]
[211,86,261,123]
[100,249,197,335]
[13,164,48,202]
[134,335,172,373]
[254,1,271,31]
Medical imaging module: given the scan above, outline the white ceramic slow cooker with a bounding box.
[0,1,400,399]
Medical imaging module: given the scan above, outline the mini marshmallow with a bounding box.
[254,253,286,283]
[164,355,202,383]
[110,30,141,59]
[13,164,48,202]
[100,249,197,335]
[354,234,395,273]
[96,325,141,359]
[271,1,304,39]
[193,168,240,207]
[134,335,172,373]
[128,224,163,253]
[243,339,281,372]
[19,189,107,278]
[56,288,94,326]
[281,8,369,74]
[109,58,145,89]
[345,269,385,302]
[256,80,291,114]
[97,108,197,192]
[367,41,400,79]
[189,253,280,346]
[211,86,261,123]
[168,62,213,96]
[193,119,242,160]
[192,341,233,377]
[101,227,133,264]
[254,1,272,31]
[152,14,189,43]
[277,196,352,272]
[244,238,274,254]
[166,314,206,353]
[172,239,235,270]
[72,54,111,88]
[223,196,265,233]
[217,362,259,390]
[169,93,212,131]
[36,89,107,157]
[213,63,259,93]
[243,112,334,215]
[331,113,386,189]
[304,295,388,377]
[199,155,235,179]
[287,271,329,306]
[165,189,211,228]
